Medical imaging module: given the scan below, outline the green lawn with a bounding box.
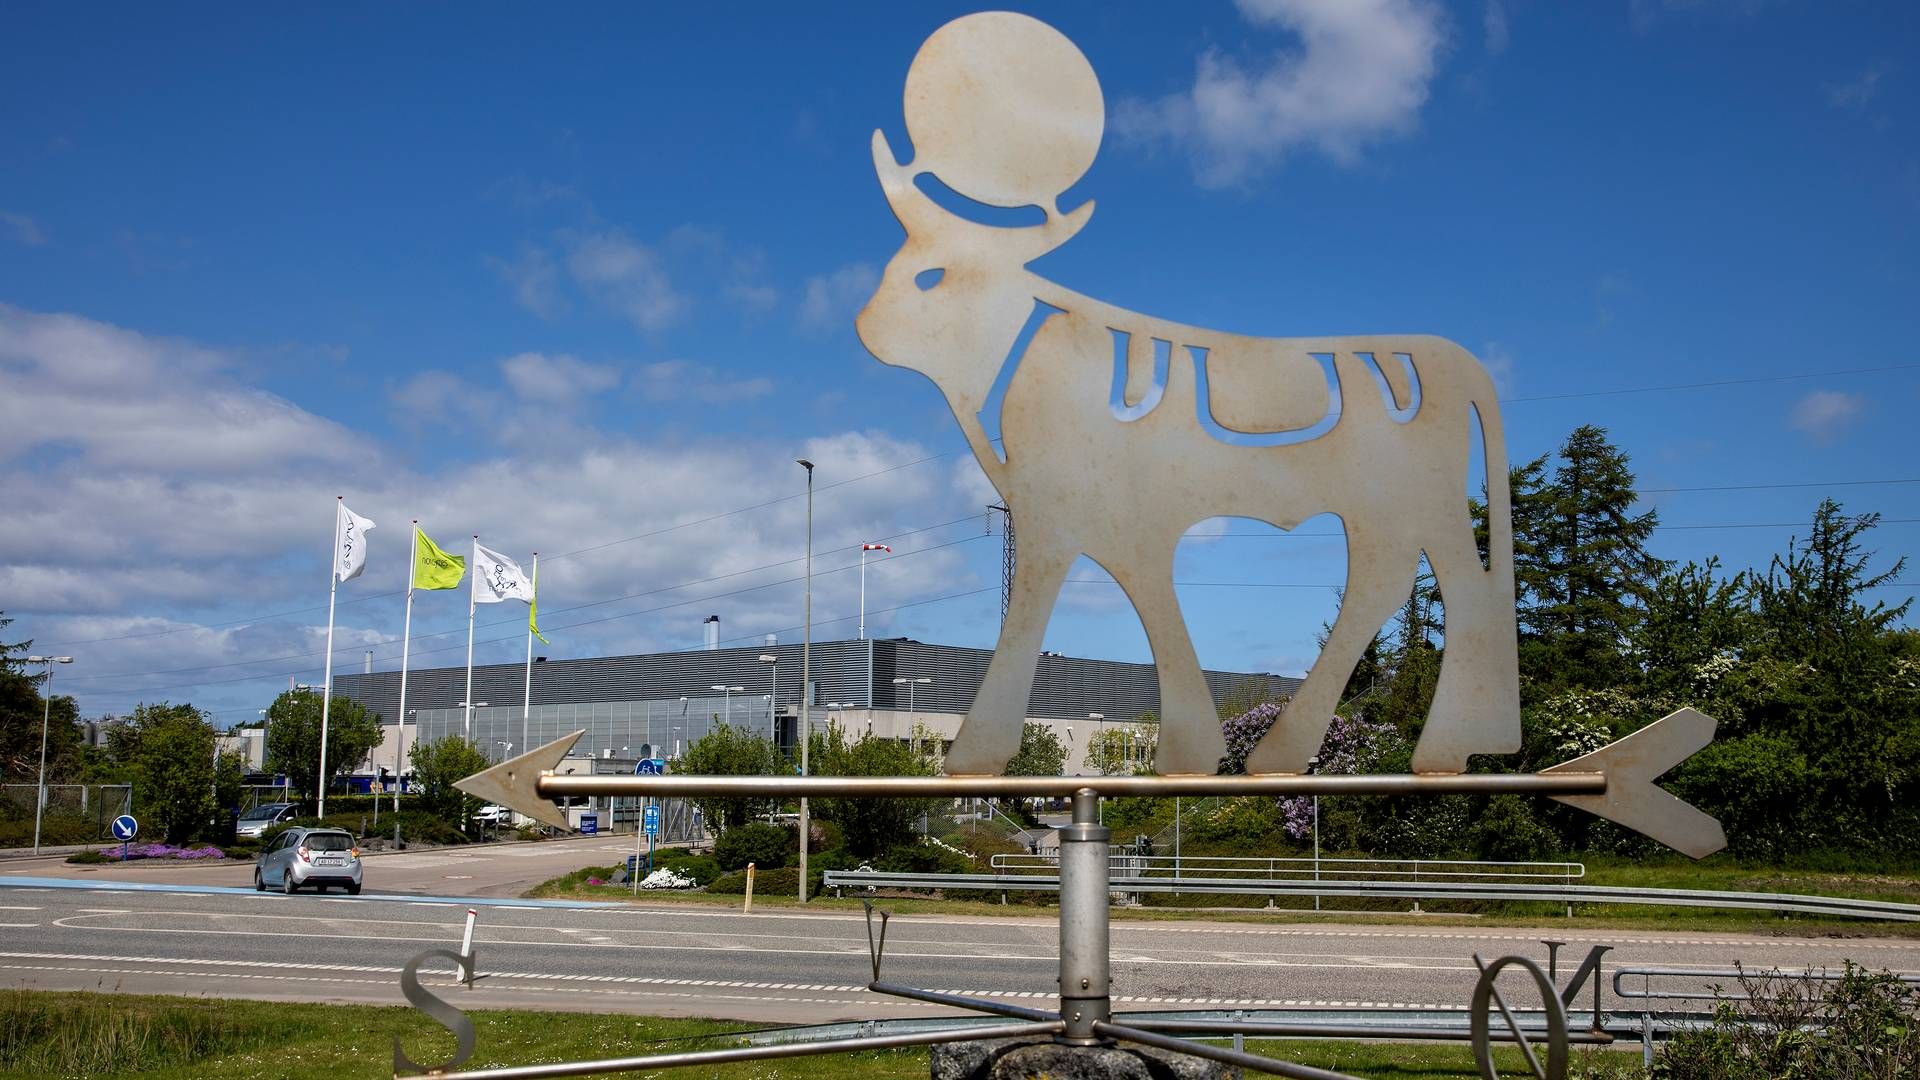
[528,860,1920,938]
[0,990,1641,1078]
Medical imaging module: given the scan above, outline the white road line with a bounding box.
[0,906,42,911]
[0,923,40,928]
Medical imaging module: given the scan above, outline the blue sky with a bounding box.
[1,1,1914,728]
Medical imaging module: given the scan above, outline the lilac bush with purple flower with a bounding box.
[105,842,226,860]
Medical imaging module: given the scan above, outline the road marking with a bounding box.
[0,923,39,928]
[0,906,41,911]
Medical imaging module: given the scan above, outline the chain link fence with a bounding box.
[0,783,134,846]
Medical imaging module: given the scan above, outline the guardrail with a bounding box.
[991,853,1584,883]
[1611,965,1920,1065]
[821,869,1920,923]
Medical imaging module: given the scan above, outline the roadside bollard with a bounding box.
[458,908,478,987]
[743,863,756,913]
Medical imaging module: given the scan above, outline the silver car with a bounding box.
[255,826,363,895]
[235,802,298,839]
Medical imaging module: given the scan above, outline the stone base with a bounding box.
[931,1036,1235,1080]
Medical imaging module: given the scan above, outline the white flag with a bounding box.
[472,542,534,605]
[334,500,376,582]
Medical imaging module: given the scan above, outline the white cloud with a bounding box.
[1115,0,1448,187]
[3,305,987,720]
[500,352,619,403]
[799,263,879,334]
[563,228,687,332]
[1826,62,1888,111]
[633,360,774,404]
[1483,0,1510,55]
[486,247,566,318]
[1789,390,1863,442]
[1,211,46,246]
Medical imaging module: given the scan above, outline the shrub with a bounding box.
[1653,962,1920,1079]
[65,850,108,864]
[706,865,818,897]
[714,822,789,871]
[875,841,970,876]
[670,856,721,886]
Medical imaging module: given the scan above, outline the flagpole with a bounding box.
[523,552,537,759]
[465,535,478,741]
[396,521,418,812]
[318,497,341,820]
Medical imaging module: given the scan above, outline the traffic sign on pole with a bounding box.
[111,814,138,861]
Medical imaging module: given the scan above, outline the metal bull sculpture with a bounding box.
[855,11,1518,778]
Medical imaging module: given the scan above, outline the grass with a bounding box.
[0,990,1639,1078]
[526,860,1920,938]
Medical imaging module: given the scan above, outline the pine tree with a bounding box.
[1522,426,1664,689]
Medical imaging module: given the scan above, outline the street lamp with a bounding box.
[759,654,779,742]
[892,676,932,728]
[454,702,488,751]
[1307,754,1322,912]
[710,685,744,728]
[27,656,73,855]
[796,457,814,904]
[496,740,514,762]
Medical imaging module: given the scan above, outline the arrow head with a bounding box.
[1543,707,1727,859]
[454,729,585,830]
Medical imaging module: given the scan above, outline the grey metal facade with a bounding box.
[332,638,1299,729]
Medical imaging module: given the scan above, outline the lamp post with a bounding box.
[454,702,488,754]
[710,685,744,729]
[27,655,73,855]
[496,741,514,763]
[796,457,814,904]
[1307,754,1322,912]
[891,676,932,730]
[758,654,778,742]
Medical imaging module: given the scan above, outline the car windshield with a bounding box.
[305,833,353,851]
[239,806,285,822]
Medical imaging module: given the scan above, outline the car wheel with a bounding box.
[347,883,361,896]
[282,871,297,895]
[254,869,264,892]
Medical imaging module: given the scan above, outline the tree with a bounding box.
[214,749,248,818]
[679,723,783,834]
[1005,722,1066,776]
[1516,426,1664,690]
[1084,719,1156,776]
[262,688,383,808]
[1752,499,1911,668]
[809,722,941,856]
[0,612,83,785]
[109,703,215,844]
[409,735,490,831]
[1629,557,1752,699]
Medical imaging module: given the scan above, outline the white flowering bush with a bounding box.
[638,867,697,890]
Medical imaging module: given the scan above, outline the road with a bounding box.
[2,877,1915,1027]
[1,834,643,897]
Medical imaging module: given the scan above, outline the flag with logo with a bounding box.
[334,500,376,582]
[529,557,550,645]
[412,528,465,591]
[472,542,534,605]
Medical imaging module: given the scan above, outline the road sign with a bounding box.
[635,758,664,776]
[111,815,138,841]
[643,804,660,837]
[579,812,598,836]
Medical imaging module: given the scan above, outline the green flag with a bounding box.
[412,527,466,591]
[529,558,550,644]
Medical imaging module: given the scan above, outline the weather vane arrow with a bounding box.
[457,708,1725,858]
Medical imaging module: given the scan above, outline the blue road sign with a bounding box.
[111,815,138,842]
[579,812,598,836]
[634,758,664,776]
[643,805,660,837]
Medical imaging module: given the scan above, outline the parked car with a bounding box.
[235,802,299,839]
[254,826,363,895]
[473,804,513,827]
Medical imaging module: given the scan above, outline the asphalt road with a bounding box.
[2,877,1915,1027]
[0,834,645,897]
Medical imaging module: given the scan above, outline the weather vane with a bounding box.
[412,12,1727,1080]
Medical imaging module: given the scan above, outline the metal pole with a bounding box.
[770,662,778,742]
[798,458,814,904]
[464,537,478,741]
[31,658,64,855]
[1058,788,1110,1043]
[318,562,339,820]
[859,545,866,641]
[1313,793,1321,912]
[523,553,537,759]
[396,521,418,812]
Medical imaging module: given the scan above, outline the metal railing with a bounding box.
[822,868,1920,924]
[1611,965,1920,1066]
[991,853,1584,883]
